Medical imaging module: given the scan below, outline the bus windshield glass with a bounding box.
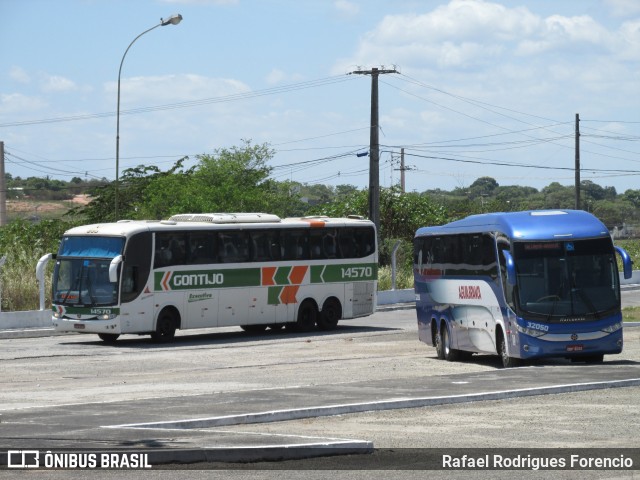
[513,238,619,320]
[52,236,125,307]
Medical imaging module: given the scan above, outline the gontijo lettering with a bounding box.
[173,272,224,287]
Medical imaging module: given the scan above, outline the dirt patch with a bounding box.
[6,195,91,214]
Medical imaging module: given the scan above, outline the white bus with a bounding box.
[49,213,377,342]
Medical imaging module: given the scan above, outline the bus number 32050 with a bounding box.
[341,266,373,279]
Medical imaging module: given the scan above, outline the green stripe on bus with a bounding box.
[154,268,261,291]
[274,266,292,285]
[268,286,283,305]
[154,263,377,291]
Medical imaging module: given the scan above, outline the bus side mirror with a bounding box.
[615,246,633,280]
[502,250,517,286]
[109,255,123,283]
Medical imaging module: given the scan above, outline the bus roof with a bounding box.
[415,210,610,241]
[63,214,374,237]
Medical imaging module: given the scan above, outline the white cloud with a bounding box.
[0,93,47,114]
[334,0,640,72]
[266,68,287,85]
[604,0,640,18]
[106,73,251,107]
[41,75,77,93]
[264,68,304,85]
[334,0,360,18]
[9,66,30,84]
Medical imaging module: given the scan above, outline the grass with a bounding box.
[622,306,640,322]
[377,264,414,291]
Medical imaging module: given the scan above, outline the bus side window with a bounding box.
[338,229,357,258]
[282,230,309,260]
[323,229,338,259]
[309,230,324,259]
[188,233,217,264]
[250,230,281,262]
[219,231,250,263]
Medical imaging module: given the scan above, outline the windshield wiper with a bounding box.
[60,271,82,306]
[572,288,600,319]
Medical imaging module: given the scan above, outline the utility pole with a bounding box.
[351,66,398,235]
[0,141,6,226]
[400,147,405,193]
[575,113,580,210]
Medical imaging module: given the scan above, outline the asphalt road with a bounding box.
[1,296,639,479]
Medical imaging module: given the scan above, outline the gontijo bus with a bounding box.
[413,210,633,367]
[47,213,377,342]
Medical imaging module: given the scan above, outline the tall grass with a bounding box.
[1,248,52,311]
[0,219,71,312]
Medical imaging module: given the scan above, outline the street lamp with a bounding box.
[115,14,183,219]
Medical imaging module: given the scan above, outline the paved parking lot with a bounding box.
[1,306,639,473]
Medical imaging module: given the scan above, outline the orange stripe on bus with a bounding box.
[280,285,300,304]
[262,266,277,286]
[289,265,308,285]
[301,219,326,228]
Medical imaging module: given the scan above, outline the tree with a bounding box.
[467,177,499,199]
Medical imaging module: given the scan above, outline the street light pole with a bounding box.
[115,14,182,220]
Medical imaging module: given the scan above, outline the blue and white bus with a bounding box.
[413,210,633,367]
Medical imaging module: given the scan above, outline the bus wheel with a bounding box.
[317,298,341,331]
[442,325,460,362]
[151,310,177,342]
[582,354,604,364]
[434,322,445,360]
[240,325,268,333]
[290,300,318,332]
[497,332,520,368]
[98,333,119,343]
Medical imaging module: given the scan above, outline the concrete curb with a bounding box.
[112,377,640,431]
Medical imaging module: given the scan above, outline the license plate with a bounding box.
[567,344,583,352]
[73,324,85,330]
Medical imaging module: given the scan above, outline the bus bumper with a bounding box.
[52,317,121,335]
[518,329,623,360]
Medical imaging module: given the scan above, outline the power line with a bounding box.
[0,75,357,129]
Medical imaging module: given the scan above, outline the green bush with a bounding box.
[0,219,76,311]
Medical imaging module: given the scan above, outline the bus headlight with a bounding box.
[53,311,61,319]
[99,314,117,320]
[601,322,623,333]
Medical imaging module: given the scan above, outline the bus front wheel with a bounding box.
[497,332,521,368]
[98,333,119,343]
[151,310,178,343]
[241,325,268,333]
[434,322,445,360]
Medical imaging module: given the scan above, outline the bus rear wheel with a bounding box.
[151,310,178,343]
[289,300,317,333]
[317,298,341,331]
[442,324,461,362]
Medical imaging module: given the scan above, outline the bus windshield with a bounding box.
[52,236,125,307]
[513,238,620,321]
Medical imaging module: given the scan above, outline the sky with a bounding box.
[1,0,639,196]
